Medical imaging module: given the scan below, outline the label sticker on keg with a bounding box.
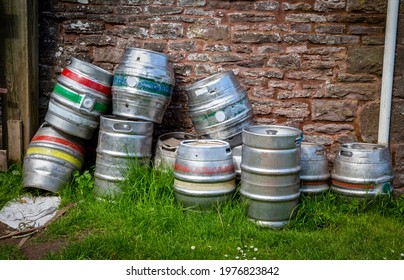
[52,83,108,113]
[112,74,172,97]
[126,76,139,87]
[215,111,226,122]
[192,98,252,127]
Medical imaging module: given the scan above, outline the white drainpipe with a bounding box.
[378,0,399,145]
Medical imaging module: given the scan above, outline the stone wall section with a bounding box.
[38,0,404,189]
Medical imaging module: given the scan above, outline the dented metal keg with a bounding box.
[240,125,303,228]
[153,132,197,170]
[185,71,254,147]
[45,57,113,139]
[300,142,330,195]
[174,139,236,210]
[331,143,394,199]
[112,48,175,123]
[23,123,85,193]
[94,115,154,197]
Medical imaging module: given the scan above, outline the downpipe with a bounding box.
[378,0,399,145]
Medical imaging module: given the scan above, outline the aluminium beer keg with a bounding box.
[94,115,154,197]
[153,132,197,170]
[45,57,113,139]
[185,71,254,147]
[23,123,85,193]
[331,143,394,199]
[112,48,175,123]
[173,139,236,210]
[300,142,330,195]
[240,125,303,228]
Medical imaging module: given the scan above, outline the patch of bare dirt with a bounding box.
[0,221,68,259]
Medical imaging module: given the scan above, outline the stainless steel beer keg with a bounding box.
[185,71,254,147]
[173,139,236,210]
[94,115,154,197]
[153,132,197,170]
[331,143,394,199]
[112,48,175,123]
[23,123,85,193]
[240,125,303,228]
[45,57,113,139]
[300,142,330,195]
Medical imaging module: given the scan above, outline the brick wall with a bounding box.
[38,0,404,189]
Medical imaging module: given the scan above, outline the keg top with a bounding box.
[120,47,172,69]
[177,139,233,161]
[243,125,301,137]
[341,142,388,151]
[185,70,243,99]
[242,125,303,149]
[336,142,392,164]
[69,57,113,84]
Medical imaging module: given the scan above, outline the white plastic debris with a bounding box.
[0,196,61,230]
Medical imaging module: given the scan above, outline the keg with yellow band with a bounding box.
[26,147,83,169]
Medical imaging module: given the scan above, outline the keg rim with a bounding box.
[340,142,388,151]
[123,47,171,59]
[70,57,113,77]
[100,114,155,125]
[243,124,302,137]
[179,139,231,148]
[185,70,235,91]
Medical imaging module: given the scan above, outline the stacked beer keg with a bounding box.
[22,48,176,197]
[22,48,395,229]
[23,57,114,193]
[170,71,255,210]
[94,48,175,197]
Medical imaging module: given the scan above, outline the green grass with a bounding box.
[1,163,404,260]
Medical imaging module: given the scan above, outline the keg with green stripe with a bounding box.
[45,57,114,139]
[112,48,175,124]
[185,71,254,147]
[23,123,85,193]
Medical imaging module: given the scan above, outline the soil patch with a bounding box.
[0,222,68,259]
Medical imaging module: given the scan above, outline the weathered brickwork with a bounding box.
[38,0,404,188]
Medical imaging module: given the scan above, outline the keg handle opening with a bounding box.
[340,151,353,157]
[315,149,325,155]
[113,123,133,133]
[226,148,231,154]
[160,143,178,152]
[266,129,278,135]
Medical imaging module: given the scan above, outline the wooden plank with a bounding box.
[1,0,39,156]
[0,150,7,171]
[7,120,23,163]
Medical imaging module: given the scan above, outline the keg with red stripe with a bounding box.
[300,142,330,195]
[45,57,113,139]
[331,143,394,199]
[173,139,236,210]
[23,123,85,193]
